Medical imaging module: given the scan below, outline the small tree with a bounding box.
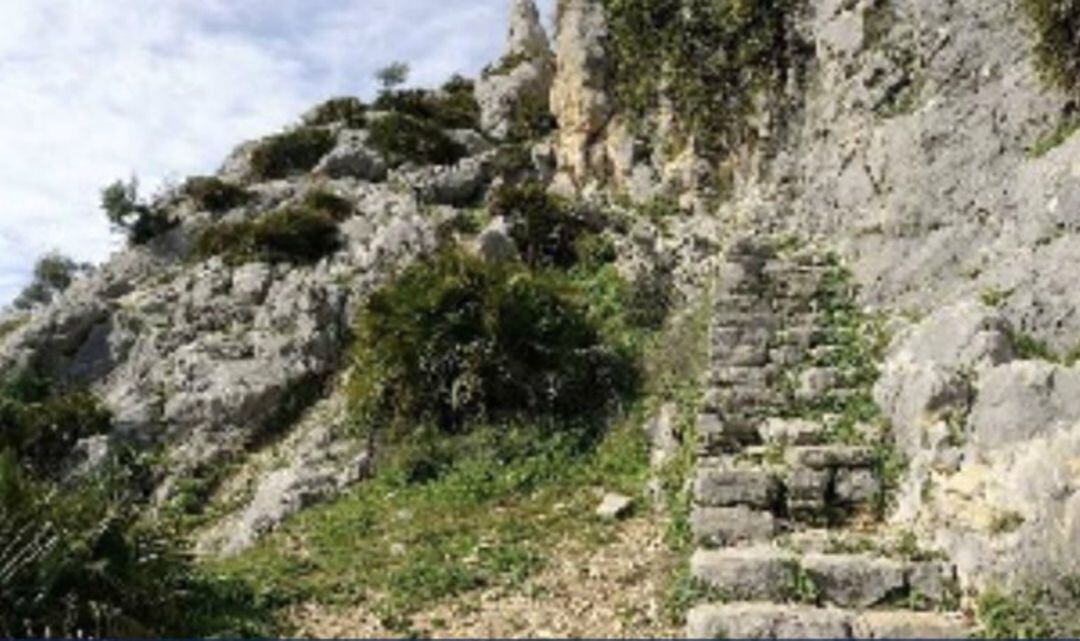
[375,62,410,92]
[100,178,175,245]
[13,252,89,310]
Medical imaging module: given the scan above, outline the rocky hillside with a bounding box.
[3,0,1080,637]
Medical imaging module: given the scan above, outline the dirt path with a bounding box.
[289,515,680,638]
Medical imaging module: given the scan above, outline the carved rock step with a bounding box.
[686,602,971,639]
[694,465,781,510]
[691,548,958,609]
[692,505,777,547]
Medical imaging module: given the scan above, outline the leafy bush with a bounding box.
[367,113,468,167]
[0,374,111,475]
[303,97,368,128]
[195,204,342,266]
[248,127,336,180]
[101,178,177,245]
[604,0,803,157]
[373,76,481,130]
[488,181,597,269]
[184,176,254,213]
[348,248,638,435]
[1021,0,1080,93]
[13,252,90,310]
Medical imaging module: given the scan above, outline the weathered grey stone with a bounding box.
[691,547,798,600]
[687,602,853,639]
[759,417,826,445]
[796,367,840,402]
[906,560,957,606]
[596,492,634,520]
[475,0,553,139]
[834,468,881,505]
[786,466,832,516]
[314,130,387,182]
[968,361,1080,449]
[644,402,680,469]
[801,553,907,608]
[853,611,969,639]
[787,446,875,469]
[691,505,776,547]
[695,465,781,509]
[471,216,519,263]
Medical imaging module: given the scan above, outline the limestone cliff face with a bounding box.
[543,0,1080,591]
[549,0,612,190]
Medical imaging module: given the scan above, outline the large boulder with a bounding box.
[877,298,1080,590]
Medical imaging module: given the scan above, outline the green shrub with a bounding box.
[348,248,638,435]
[298,189,354,221]
[248,127,336,180]
[13,252,90,310]
[373,76,481,130]
[0,374,112,475]
[604,0,803,157]
[303,97,368,128]
[184,176,253,213]
[489,181,596,269]
[1021,0,1080,93]
[195,205,341,266]
[0,453,274,638]
[101,178,177,245]
[506,91,556,142]
[367,112,468,167]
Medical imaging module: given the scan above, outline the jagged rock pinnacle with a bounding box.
[507,0,550,59]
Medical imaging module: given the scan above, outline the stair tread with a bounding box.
[688,602,971,639]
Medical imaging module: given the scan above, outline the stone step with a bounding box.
[686,602,971,639]
[785,445,876,470]
[696,413,762,453]
[691,548,958,609]
[690,547,799,602]
[694,465,781,510]
[691,505,777,548]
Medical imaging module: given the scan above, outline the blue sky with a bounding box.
[0,0,556,306]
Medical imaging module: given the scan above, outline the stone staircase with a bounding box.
[685,238,971,638]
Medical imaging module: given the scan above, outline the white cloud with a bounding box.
[0,0,556,306]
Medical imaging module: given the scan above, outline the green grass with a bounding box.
[1007,328,1060,362]
[1027,115,1080,158]
[212,417,650,632]
[978,577,1080,638]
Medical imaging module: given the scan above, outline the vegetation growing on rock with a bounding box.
[367,113,468,168]
[1022,0,1080,93]
[194,196,344,266]
[347,247,639,438]
[12,252,89,310]
[101,178,177,245]
[0,374,272,638]
[184,176,254,213]
[248,127,337,181]
[603,0,805,157]
[303,97,369,128]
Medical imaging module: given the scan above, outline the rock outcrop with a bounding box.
[549,0,612,190]
[475,0,554,140]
